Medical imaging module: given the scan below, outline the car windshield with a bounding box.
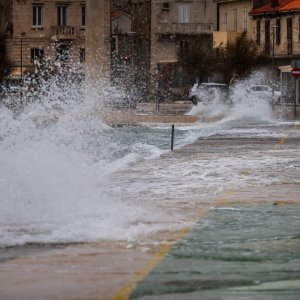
[198,84,227,92]
[250,86,269,92]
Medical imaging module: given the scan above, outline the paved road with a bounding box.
[127,202,300,300]
[1,120,300,300]
[113,122,300,300]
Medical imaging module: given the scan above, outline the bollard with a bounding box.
[171,124,174,150]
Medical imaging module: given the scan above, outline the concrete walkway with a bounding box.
[0,113,299,300]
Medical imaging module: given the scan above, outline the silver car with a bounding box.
[246,85,281,104]
[188,83,229,105]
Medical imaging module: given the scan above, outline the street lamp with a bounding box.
[270,25,278,97]
[20,32,26,82]
[127,31,136,83]
[127,31,136,106]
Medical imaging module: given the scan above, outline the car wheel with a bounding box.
[191,96,198,105]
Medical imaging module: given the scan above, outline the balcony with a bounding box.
[51,26,77,40]
[157,23,214,35]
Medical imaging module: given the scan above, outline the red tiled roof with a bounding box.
[111,10,124,19]
[250,0,300,15]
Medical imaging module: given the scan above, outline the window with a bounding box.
[265,19,270,55]
[242,8,248,31]
[33,5,42,27]
[81,5,86,27]
[57,6,66,26]
[111,36,118,52]
[31,48,44,63]
[80,48,85,63]
[179,5,189,23]
[162,3,170,11]
[223,9,227,31]
[56,44,69,61]
[276,19,281,45]
[179,40,189,57]
[256,19,261,45]
[232,9,237,31]
[287,18,293,55]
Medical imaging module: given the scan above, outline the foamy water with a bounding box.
[0,70,299,247]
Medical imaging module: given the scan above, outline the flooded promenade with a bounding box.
[0,101,299,299]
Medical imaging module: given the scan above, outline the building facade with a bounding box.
[6,0,86,77]
[213,0,253,48]
[85,0,110,80]
[249,0,300,62]
[150,0,217,87]
[250,0,300,107]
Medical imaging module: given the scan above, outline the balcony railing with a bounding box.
[51,26,77,39]
[157,23,214,35]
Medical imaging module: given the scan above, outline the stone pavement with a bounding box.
[126,194,300,300]
[0,113,300,300]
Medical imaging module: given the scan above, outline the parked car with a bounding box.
[103,86,136,110]
[1,79,27,94]
[246,85,281,104]
[188,83,229,105]
[0,85,7,95]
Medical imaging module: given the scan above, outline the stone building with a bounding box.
[249,0,300,64]
[6,0,86,77]
[213,0,253,48]
[129,0,217,92]
[150,0,217,87]
[85,0,110,80]
[249,0,300,107]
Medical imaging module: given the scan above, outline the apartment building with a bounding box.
[6,0,86,77]
[151,0,217,87]
[249,0,300,63]
[213,0,252,48]
[249,0,300,106]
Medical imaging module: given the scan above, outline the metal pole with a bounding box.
[272,27,275,72]
[270,25,277,98]
[20,37,23,101]
[171,125,174,151]
[295,77,298,117]
[20,38,23,81]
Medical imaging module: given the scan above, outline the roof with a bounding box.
[111,10,130,20]
[250,0,300,15]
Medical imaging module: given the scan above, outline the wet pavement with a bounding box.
[113,122,300,300]
[1,117,300,300]
[128,202,300,300]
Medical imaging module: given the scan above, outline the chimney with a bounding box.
[271,0,279,8]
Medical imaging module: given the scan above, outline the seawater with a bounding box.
[0,70,299,248]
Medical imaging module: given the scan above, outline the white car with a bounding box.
[188,83,229,105]
[246,85,281,104]
[103,86,136,110]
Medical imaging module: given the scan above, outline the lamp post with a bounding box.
[270,25,278,97]
[20,32,26,101]
[127,32,136,84]
[20,32,26,82]
[127,31,136,106]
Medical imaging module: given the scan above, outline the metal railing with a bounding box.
[157,23,214,34]
[52,26,76,38]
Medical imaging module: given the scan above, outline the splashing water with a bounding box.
[187,70,276,123]
[0,68,290,247]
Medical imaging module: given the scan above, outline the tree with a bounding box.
[177,35,216,84]
[221,32,260,84]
